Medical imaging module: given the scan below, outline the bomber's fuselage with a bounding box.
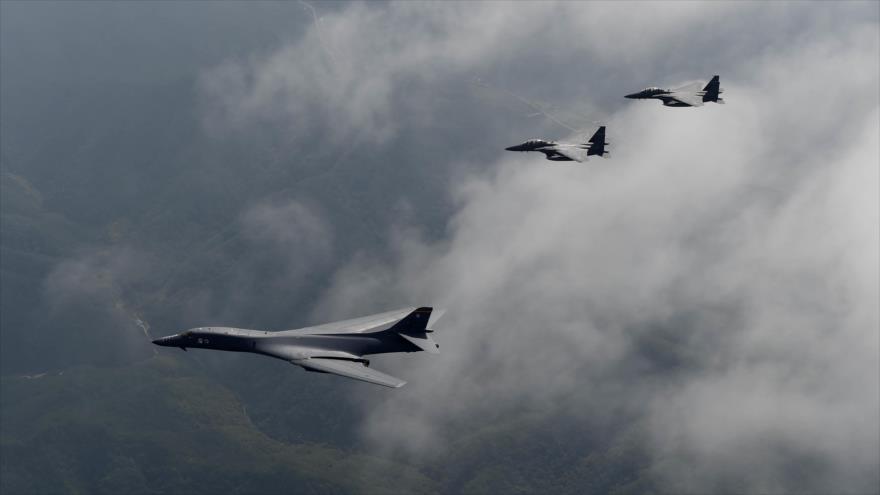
[152,326,420,362]
[151,307,440,388]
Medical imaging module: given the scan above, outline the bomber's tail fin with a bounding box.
[391,307,433,333]
[701,75,724,103]
[391,307,442,354]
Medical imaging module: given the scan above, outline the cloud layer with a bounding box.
[199,2,879,492]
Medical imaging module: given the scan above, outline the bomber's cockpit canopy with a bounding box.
[179,327,218,337]
[183,326,252,337]
[189,327,224,334]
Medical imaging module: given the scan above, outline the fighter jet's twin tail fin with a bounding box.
[701,75,724,103]
[584,126,610,158]
[391,307,443,354]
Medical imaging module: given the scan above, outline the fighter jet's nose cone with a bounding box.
[505,146,516,151]
[624,93,638,99]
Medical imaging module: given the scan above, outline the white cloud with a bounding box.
[202,2,879,492]
[199,1,759,144]
[240,198,334,274]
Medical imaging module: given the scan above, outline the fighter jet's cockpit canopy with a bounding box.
[625,87,669,99]
[639,87,668,95]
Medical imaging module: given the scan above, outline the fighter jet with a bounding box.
[505,126,609,162]
[152,307,443,388]
[625,75,724,107]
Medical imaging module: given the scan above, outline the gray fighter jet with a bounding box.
[505,126,609,162]
[152,307,443,388]
[625,75,724,107]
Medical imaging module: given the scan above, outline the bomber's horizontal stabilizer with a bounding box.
[400,332,440,354]
[391,307,441,353]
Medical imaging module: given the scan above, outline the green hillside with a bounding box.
[0,355,437,494]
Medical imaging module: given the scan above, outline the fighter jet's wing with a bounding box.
[288,307,417,335]
[667,82,704,107]
[551,146,585,162]
[294,358,407,388]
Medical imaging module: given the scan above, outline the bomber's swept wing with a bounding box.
[294,358,407,388]
[287,307,417,335]
[667,82,704,107]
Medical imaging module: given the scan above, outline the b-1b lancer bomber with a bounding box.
[625,75,724,107]
[153,307,443,388]
[505,126,609,162]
